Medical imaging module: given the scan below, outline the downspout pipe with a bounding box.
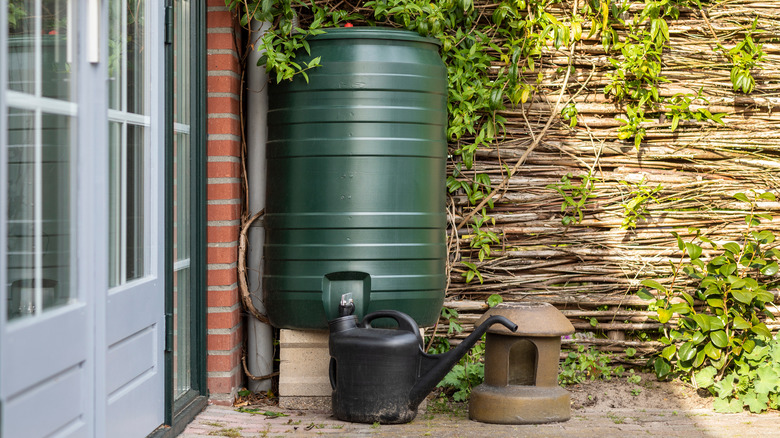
[246,20,273,393]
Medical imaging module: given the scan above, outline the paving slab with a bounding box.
[179,403,780,437]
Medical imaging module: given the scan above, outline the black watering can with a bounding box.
[328,295,518,424]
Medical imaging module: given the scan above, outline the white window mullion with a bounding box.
[120,122,128,284]
[33,109,42,315]
[121,0,128,115]
[6,92,78,116]
[34,0,42,98]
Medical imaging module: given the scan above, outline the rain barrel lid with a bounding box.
[307,27,442,46]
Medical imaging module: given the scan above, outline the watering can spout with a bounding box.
[408,315,517,408]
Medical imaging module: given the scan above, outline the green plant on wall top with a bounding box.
[638,191,780,412]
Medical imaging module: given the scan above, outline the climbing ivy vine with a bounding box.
[225,0,767,283]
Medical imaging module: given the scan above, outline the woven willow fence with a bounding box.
[420,0,780,361]
[287,0,780,362]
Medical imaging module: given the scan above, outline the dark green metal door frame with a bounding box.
[154,0,208,436]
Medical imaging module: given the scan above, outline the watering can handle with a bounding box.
[362,310,424,349]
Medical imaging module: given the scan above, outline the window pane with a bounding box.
[108,0,146,113]
[108,0,122,111]
[108,123,146,286]
[127,0,146,115]
[126,124,145,280]
[174,266,191,397]
[41,0,73,100]
[108,122,121,287]
[173,0,193,400]
[6,109,72,319]
[8,0,74,100]
[174,132,190,262]
[174,0,190,125]
[7,0,36,94]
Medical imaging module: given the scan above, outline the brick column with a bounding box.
[206,1,244,405]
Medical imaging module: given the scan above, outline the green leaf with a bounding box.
[695,366,717,388]
[637,288,655,301]
[731,288,755,304]
[761,262,778,276]
[661,345,676,360]
[710,330,728,348]
[713,398,743,413]
[694,349,707,367]
[755,367,780,395]
[692,314,711,332]
[486,294,503,308]
[734,192,750,203]
[723,242,741,254]
[685,242,702,260]
[707,298,724,309]
[720,264,737,276]
[744,391,770,413]
[657,308,673,324]
[751,323,772,338]
[654,357,672,379]
[704,341,722,360]
[641,279,666,292]
[756,289,775,303]
[709,315,725,331]
[669,303,691,315]
[678,341,696,362]
[733,315,752,330]
[758,192,776,201]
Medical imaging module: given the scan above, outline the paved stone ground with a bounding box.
[179,403,780,437]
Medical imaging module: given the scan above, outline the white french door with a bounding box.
[0,1,166,436]
[104,0,165,436]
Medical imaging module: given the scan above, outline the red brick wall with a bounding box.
[206,1,244,405]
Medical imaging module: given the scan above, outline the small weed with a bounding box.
[631,388,642,396]
[208,428,242,438]
[607,413,625,424]
[304,423,325,431]
[559,345,620,385]
[370,422,380,429]
[203,422,225,428]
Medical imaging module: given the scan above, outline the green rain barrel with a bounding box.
[264,28,447,329]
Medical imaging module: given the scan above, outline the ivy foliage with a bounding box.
[226,0,770,293]
[639,191,780,413]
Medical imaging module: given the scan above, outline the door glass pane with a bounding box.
[174,267,191,398]
[108,0,149,287]
[108,0,146,113]
[173,0,193,399]
[108,123,146,287]
[8,0,74,100]
[126,124,145,280]
[127,0,146,115]
[6,109,72,320]
[175,133,190,261]
[108,0,122,110]
[7,0,36,94]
